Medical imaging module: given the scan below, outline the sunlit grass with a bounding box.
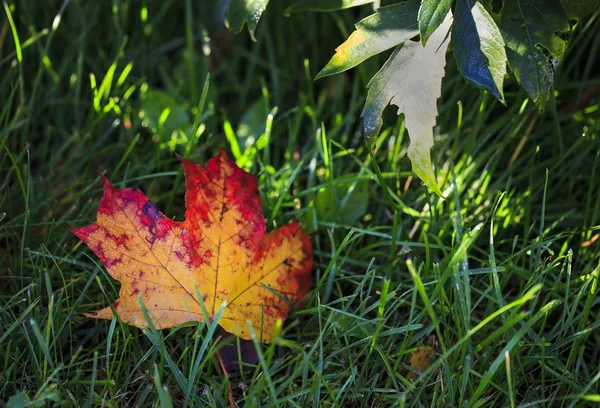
[1,1,600,406]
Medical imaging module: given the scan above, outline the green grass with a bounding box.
[1,1,600,406]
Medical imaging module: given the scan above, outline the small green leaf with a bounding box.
[362,13,452,195]
[499,0,570,111]
[560,0,599,21]
[286,0,374,13]
[314,176,370,225]
[6,392,32,408]
[453,0,507,102]
[6,389,60,408]
[418,0,452,45]
[226,0,270,41]
[236,98,269,151]
[140,89,190,138]
[316,0,420,79]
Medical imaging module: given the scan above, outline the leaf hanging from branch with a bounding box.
[362,13,452,195]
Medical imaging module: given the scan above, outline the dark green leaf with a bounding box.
[363,13,452,195]
[226,0,270,41]
[286,0,374,13]
[499,0,570,110]
[560,0,599,21]
[316,0,420,79]
[418,0,452,44]
[453,0,507,101]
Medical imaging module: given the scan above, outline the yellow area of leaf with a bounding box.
[408,346,434,380]
[328,30,366,69]
[72,150,312,343]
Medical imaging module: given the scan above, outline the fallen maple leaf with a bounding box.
[72,150,312,343]
[407,346,434,380]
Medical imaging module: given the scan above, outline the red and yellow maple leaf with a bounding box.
[72,150,312,343]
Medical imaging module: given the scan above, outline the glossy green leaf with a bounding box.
[226,0,270,41]
[453,0,507,101]
[418,0,451,44]
[499,0,569,110]
[560,0,599,20]
[316,0,420,79]
[362,13,452,195]
[286,0,374,13]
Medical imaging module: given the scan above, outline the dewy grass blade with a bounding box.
[407,259,446,352]
[138,296,196,404]
[154,365,175,408]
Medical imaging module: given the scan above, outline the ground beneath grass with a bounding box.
[1,1,600,407]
